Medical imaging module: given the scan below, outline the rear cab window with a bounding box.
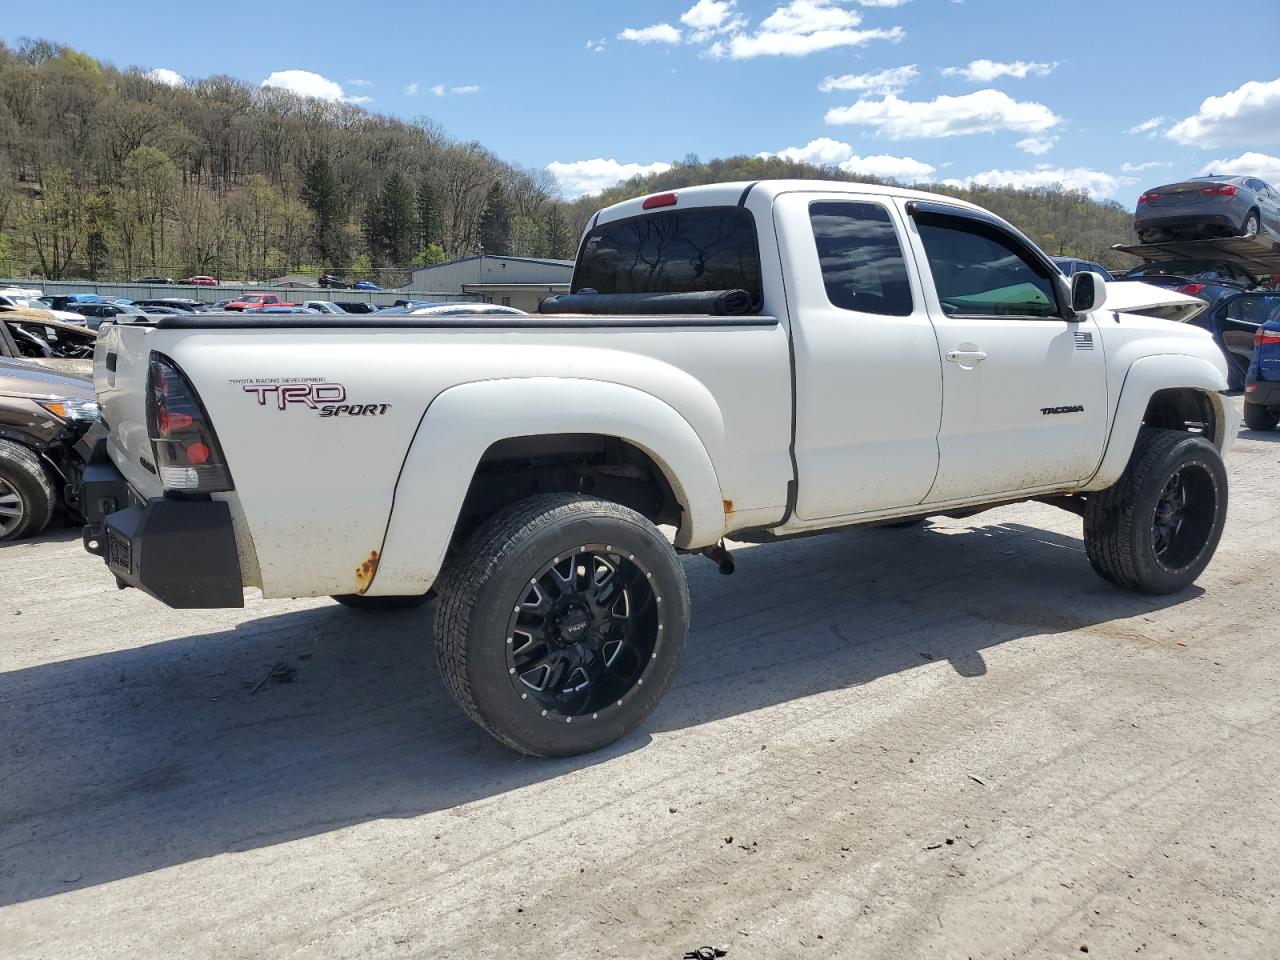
[915,214,1061,319]
[809,200,913,317]
[573,206,763,307]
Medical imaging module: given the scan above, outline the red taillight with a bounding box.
[1138,192,1159,205]
[1179,283,1207,296]
[1256,329,1280,346]
[147,353,232,492]
[1201,184,1237,197]
[642,192,678,210]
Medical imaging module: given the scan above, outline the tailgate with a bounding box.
[94,322,164,498]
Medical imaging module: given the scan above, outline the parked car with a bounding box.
[0,358,97,541]
[1244,301,1280,430]
[247,305,313,314]
[410,303,527,317]
[134,276,173,284]
[0,309,97,375]
[83,180,1238,757]
[183,276,219,286]
[319,274,350,289]
[0,293,87,324]
[301,301,347,314]
[222,294,296,312]
[334,301,379,314]
[352,280,382,291]
[1052,257,1114,281]
[1135,175,1280,244]
[66,301,149,331]
[132,298,208,313]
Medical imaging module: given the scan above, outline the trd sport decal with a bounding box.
[1041,405,1085,415]
[231,378,391,417]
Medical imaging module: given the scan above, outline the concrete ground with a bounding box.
[3,412,1279,959]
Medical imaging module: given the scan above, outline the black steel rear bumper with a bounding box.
[81,450,243,609]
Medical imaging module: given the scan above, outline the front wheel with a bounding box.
[1083,428,1227,595]
[433,494,689,757]
[1242,211,1260,238]
[1243,401,1279,432]
[0,440,56,542]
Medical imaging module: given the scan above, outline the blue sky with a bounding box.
[11,0,1280,205]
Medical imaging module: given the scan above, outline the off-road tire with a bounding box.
[433,494,689,757]
[331,593,431,611]
[1243,401,1279,432]
[1083,428,1227,595]
[0,440,56,542]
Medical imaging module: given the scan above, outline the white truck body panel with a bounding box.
[94,179,1236,600]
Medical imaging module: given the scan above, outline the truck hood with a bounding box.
[0,357,94,400]
[1104,280,1208,324]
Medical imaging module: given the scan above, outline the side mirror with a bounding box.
[1071,271,1108,314]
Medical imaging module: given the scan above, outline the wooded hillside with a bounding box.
[0,38,1137,283]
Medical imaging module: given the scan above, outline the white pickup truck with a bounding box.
[80,180,1237,757]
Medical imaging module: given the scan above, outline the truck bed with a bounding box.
[131,312,780,330]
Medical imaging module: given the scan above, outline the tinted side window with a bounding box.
[574,206,763,305]
[916,217,1060,318]
[809,201,913,317]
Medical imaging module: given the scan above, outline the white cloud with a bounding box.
[428,83,481,97]
[941,59,1056,82]
[1167,78,1280,148]
[758,138,935,181]
[260,69,367,104]
[619,23,682,44]
[404,81,420,96]
[1016,136,1057,156]
[710,0,904,59]
[820,64,917,94]
[348,78,372,87]
[147,67,184,88]
[1199,151,1280,185]
[585,37,606,53]
[826,89,1060,139]
[680,0,747,41]
[1120,160,1170,173]
[1126,116,1164,136]
[943,165,1131,200]
[546,158,674,198]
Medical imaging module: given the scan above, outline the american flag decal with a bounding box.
[1074,331,1094,350]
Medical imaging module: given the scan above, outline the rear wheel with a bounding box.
[0,440,56,542]
[1083,428,1227,595]
[433,494,688,757]
[1243,401,1280,431]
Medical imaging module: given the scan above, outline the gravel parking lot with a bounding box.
[3,402,1279,959]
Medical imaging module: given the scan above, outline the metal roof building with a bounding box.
[409,256,574,293]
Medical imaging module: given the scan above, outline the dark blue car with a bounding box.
[1244,297,1280,430]
[1116,261,1273,390]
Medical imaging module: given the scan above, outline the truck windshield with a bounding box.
[573,206,763,305]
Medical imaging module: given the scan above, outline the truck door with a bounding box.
[900,200,1109,502]
[773,193,942,518]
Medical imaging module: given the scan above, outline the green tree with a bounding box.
[19,166,83,279]
[416,178,442,251]
[363,171,417,266]
[478,181,511,256]
[301,154,349,267]
[544,204,573,260]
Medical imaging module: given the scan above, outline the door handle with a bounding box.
[946,349,988,364]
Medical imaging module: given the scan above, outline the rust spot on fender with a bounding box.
[723,498,735,516]
[355,550,380,595]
